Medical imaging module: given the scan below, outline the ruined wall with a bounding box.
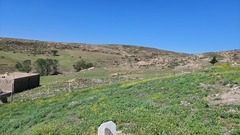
[0,77,13,92]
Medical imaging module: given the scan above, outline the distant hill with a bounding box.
[0,37,239,73]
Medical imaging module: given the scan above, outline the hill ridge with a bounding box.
[0,37,239,74]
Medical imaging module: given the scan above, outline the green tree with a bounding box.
[15,60,32,73]
[86,63,93,68]
[73,60,93,72]
[35,58,59,76]
[50,50,59,56]
[210,56,218,65]
[45,59,59,75]
[35,58,47,75]
[22,60,32,72]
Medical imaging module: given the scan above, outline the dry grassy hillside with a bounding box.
[0,37,239,74]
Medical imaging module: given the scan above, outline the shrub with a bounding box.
[73,60,93,72]
[15,60,32,73]
[35,58,60,76]
[50,50,59,56]
[210,56,218,65]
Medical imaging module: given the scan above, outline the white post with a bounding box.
[98,121,116,135]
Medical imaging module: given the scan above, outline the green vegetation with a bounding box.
[50,50,59,56]
[0,64,239,134]
[35,58,59,76]
[15,60,32,73]
[0,50,121,73]
[210,56,219,65]
[73,59,93,72]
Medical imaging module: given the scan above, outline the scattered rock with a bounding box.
[180,101,190,107]
[208,84,240,105]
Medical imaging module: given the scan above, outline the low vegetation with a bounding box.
[15,60,32,73]
[50,50,59,56]
[1,38,239,75]
[35,58,60,76]
[210,56,219,65]
[0,64,239,134]
[0,38,239,134]
[73,59,93,72]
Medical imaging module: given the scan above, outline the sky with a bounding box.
[0,0,239,54]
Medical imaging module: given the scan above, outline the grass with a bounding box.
[0,50,122,73]
[0,64,240,134]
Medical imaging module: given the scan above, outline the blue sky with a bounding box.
[0,0,239,54]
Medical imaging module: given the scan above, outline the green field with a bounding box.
[0,50,123,73]
[0,64,240,134]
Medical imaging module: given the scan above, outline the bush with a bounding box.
[15,60,32,73]
[73,60,93,72]
[210,56,218,65]
[35,58,60,76]
[50,50,59,56]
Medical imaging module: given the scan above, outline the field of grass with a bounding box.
[0,50,123,73]
[0,64,240,134]
[11,68,172,102]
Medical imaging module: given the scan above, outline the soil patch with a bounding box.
[206,83,240,105]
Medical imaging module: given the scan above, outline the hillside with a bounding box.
[0,64,240,134]
[0,37,240,134]
[0,37,239,74]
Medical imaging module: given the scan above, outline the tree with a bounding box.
[73,60,93,72]
[50,50,59,56]
[168,59,179,75]
[15,62,23,71]
[45,59,59,75]
[22,60,32,72]
[15,60,32,72]
[86,63,93,68]
[35,58,59,76]
[210,56,218,65]
[35,58,47,75]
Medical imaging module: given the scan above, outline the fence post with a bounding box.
[92,79,93,88]
[11,83,14,102]
[69,81,71,92]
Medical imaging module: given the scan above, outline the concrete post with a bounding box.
[98,121,116,135]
